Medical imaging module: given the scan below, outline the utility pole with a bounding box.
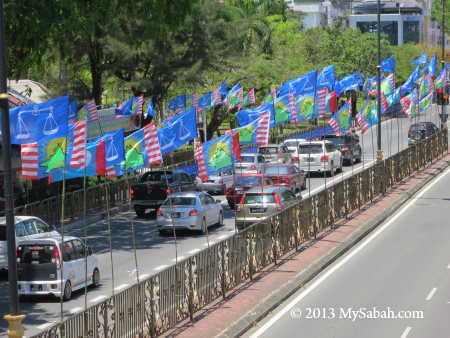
[0,0,26,337]
[376,0,383,161]
[439,0,448,129]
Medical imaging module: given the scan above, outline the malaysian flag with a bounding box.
[317,88,328,116]
[192,93,199,109]
[425,74,434,93]
[69,120,87,168]
[21,143,39,180]
[255,112,270,146]
[195,144,208,181]
[144,122,163,165]
[81,99,98,122]
[356,111,369,134]
[105,166,117,178]
[137,95,144,115]
[237,87,244,111]
[248,88,256,105]
[271,87,277,100]
[289,91,297,123]
[381,92,389,113]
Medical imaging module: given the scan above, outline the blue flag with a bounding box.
[157,107,198,155]
[279,69,318,97]
[424,53,437,77]
[338,72,359,95]
[411,51,427,65]
[69,100,77,122]
[116,97,142,116]
[274,93,296,125]
[202,134,235,177]
[146,98,155,117]
[400,66,420,96]
[316,65,335,91]
[236,103,275,127]
[198,92,213,111]
[224,83,242,110]
[168,94,186,111]
[294,93,315,122]
[9,95,69,145]
[381,56,395,73]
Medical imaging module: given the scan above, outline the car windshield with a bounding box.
[322,136,346,145]
[163,197,196,207]
[411,124,425,131]
[17,244,56,264]
[284,140,304,148]
[258,147,277,155]
[265,166,289,175]
[298,144,323,154]
[235,176,262,185]
[239,155,256,163]
[243,194,276,204]
[140,172,173,183]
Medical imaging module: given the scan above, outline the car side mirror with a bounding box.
[88,246,93,256]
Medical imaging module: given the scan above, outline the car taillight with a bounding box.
[424,124,429,132]
[320,155,329,162]
[166,188,171,195]
[189,209,198,216]
[130,188,135,198]
[219,178,224,184]
[226,188,233,195]
[277,151,282,159]
[280,177,290,184]
[274,192,282,211]
[156,209,164,217]
[341,146,349,153]
[16,247,20,258]
[251,165,257,170]
[54,246,61,270]
[293,156,299,162]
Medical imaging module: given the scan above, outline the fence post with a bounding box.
[187,258,194,321]
[220,242,226,300]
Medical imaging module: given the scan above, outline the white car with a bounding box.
[198,170,234,195]
[297,140,342,176]
[283,138,307,153]
[157,192,224,235]
[234,153,267,174]
[17,236,100,300]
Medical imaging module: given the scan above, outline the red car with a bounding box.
[263,164,306,193]
[226,174,272,209]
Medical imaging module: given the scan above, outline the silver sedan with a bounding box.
[156,192,224,235]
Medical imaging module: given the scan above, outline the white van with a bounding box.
[0,216,60,270]
[17,236,100,300]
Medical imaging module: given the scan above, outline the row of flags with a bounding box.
[6,51,449,182]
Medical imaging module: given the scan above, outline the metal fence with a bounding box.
[32,129,448,338]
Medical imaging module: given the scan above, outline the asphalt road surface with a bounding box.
[0,106,447,336]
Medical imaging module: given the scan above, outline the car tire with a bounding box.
[412,131,423,142]
[337,159,343,173]
[217,211,224,226]
[301,178,307,190]
[328,161,334,177]
[62,281,72,301]
[200,218,207,235]
[92,268,100,288]
[158,229,166,236]
[134,205,146,218]
[293,183,298,194]
[221,185,227,195]
[356,150,362,163]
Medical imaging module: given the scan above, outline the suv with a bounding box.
[131,170,198,217]
[320,133,362,164]
[258,144,292,164]
[234,153,267,174]
[297,140,342,176]
[408,122,439,145]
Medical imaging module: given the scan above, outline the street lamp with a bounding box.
[0,0,26,337]
[376,0,383,161]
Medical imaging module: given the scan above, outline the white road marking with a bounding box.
[426,287,437,301]
[188,248,201,254]
[36,322,54,330]
[217,235,228,240]
[172,256,185,262]
[89,295,107,303]
[140,274,150,279]
[248,167,450,338]
[203,241,215,246]
[69,307,83,314]
[154,265,168,271]
[114,284,129,291]
[447,263,450,269]
[400,326,412,338]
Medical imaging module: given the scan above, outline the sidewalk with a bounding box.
[165,151,450,338]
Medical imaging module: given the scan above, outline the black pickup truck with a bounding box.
[131,170,198,217]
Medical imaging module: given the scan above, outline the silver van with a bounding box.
[0,216,60,270]
[17,236,100,300]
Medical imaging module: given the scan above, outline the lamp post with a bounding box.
[0,0,26,337]
[441,0,447,129]
[376,0,383,161]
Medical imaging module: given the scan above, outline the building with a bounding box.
[286,0,343,29]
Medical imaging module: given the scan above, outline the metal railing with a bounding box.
[32,129,448,338]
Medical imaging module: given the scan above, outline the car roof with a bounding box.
[246,186,287,193]
[284,138,307,143]
[265,163,292,168]
[235,173,264,177]
[17,235,79,246]
[239,153,258,157]
[0,216,43,225]
[259,144,280,147]
[166,192,202,198]
[298,140,330,145]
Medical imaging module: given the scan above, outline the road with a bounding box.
[244,155,450,338]
[0,108,446,336]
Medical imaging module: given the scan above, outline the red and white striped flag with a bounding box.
[21,143,39,180]
[85,99,98,122]
[425,74,434,93]
[70,119,87,168]
[213,89,222,106]
[381,92,389,113]
[248,88,256,105]
[137,95,144,115]
[236,87,244,111]
[356,111,369,134]
[271,87,277,100]
[195,144,208,181]
[105,166,117,178]
[256,112,270,146]
[144,122,163,165]
[317,88,328,117]
[192,93,199,109]
[289,91,297,123]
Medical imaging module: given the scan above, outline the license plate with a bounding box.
[250,207,265,213]
[305,157,315,162]
[171,212,180,218]
[30,284,42,291]
[206,180,215,183]
[235,190,243,194]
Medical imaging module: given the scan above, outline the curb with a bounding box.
[218,158,450,338]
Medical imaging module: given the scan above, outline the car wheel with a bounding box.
[356,150,362,163]
[328,161,334,177]
[134,205,145,218]
[412,131,423,142]
[293,183,298,194]
[200,218,207,235]
[337,159,343,173]
[158,229,166,236]
[301,178,307,190]
[221,185,227,195]
[62,281,72,301]
[92,268,100,288]
[217,211,224,226]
